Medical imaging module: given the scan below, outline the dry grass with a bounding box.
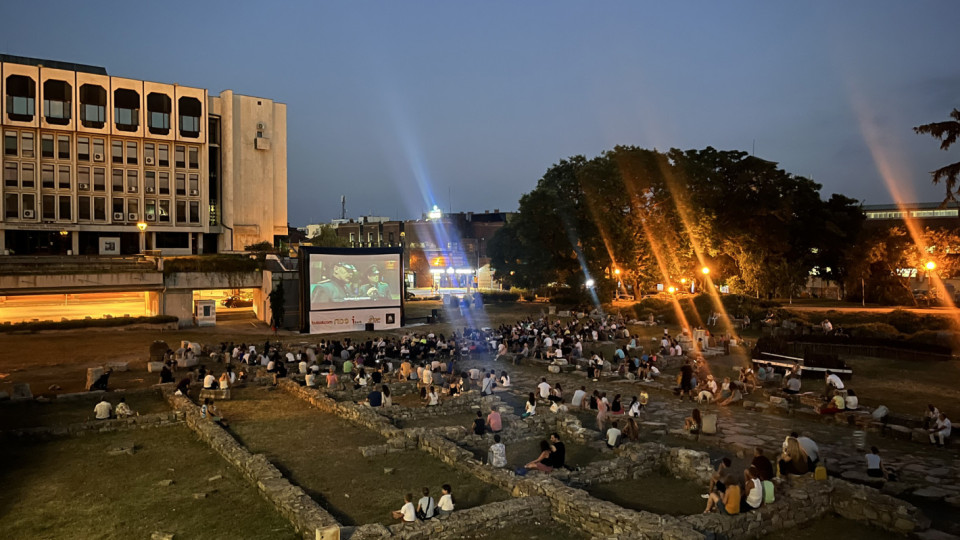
[585,475,706,516]
[220,386,509,526]
[0,426,298,540]
[0,390,169,430]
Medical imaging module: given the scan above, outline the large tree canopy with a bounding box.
[489,146,864,298]
[915,109,960,203]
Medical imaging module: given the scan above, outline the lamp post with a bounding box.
[925,261,937,298]
[137,222,147,253]
[614,268,621,300]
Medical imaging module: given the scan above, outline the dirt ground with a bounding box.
[220,386,509,526]
[461,519,589,539]
[0,426,298,540]
[585,474,706,516]
[0,389,168,430]
[760,515,903,540]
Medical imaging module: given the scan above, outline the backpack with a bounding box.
[415,497,435,520]
[762,480,775,504]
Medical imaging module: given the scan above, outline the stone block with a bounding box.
[86,367,104,391]
[915,531,960,540]
[148,361,166,373]
[177,356,199,368]
[11,383,32,400]
[105,361,129,372]
[913,486,951,500]
[151,533,175,540]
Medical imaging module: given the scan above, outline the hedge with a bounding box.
[0,315,179,333]
[163,255,261,275]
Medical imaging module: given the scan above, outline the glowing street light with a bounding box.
[585,279,596,288]
[613,268,621,275]
[680,278,687,284]
[701,266,710,275]
[137,222,148,253]
[667,286,676,294]
[925,261,937,271]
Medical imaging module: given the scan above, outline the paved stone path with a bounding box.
[458,352,960,506]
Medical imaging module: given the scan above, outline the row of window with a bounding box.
[3,163,201,196]
[4,131,201,168]
[3,193,201,224]
[5,75,202,136]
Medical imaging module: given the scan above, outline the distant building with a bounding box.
[0,54,287,255]
[862,202,960,228]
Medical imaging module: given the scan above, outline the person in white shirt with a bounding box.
[437,484,455,518]
[426,387,439,406]
[844,389,859,410]
[488,434,507,467]
[924,404,941,429]
[298,360,308,374]
[794,432,820,467]
[305,371,317,387]
[606,421,622,448]
[391,493,416,524]
[825,371,845,393]
[537,378,551,399]
[94,399,113,420]
[930,413,952,446]
[571,386,587,408]
[416,487,436,520]
[203,373,217,389]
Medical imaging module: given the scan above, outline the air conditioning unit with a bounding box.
[128,186,137,193]
[23,209,35,219]
[94,152,104,162]
[113,212,124,220]
[145,213,155,221]
[190,189,199,196]
[257,122,266,130]
[146,187,155,193]
[145,156,155,165]
[128,213,138,221]
[78,183,89,190]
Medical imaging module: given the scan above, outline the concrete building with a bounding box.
[0,54,286,256]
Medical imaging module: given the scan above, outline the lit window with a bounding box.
[159,200,171,223]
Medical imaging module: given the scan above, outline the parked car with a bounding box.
[221,295,253,308]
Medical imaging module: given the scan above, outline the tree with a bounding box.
[915,109,960,203]
[308,226,351,248]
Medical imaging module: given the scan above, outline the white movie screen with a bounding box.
[307,253,402,311]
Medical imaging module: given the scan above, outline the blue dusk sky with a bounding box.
[3,1,959,225]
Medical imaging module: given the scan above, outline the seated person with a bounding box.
[703,475,740,515]
[416,487,436,520]
[718,382,743,407]
[741,467,763,512]
[778,437,809,476]
[472,411,486,435]
[816,391,845,415]
[782,374,802,395]
[929,413,952,447]
[844,389,859,410]
[391,493,416,525]
[866,446,891,479]
[94,398,113,420]
[606,421,622,448]
[114,397,135,418]
[488,434,507,468]
[524,440,554,472]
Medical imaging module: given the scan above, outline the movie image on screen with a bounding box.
[308,252,402,311]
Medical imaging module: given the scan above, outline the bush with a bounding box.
[883,309,950,335]
[480,291,520,303]
[163,255,261,275]
[1,315,179,333]
[845,322,901,339]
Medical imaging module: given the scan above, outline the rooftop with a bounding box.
[0,53,107,75]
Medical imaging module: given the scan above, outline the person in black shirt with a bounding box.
[371,368,383,385]
[545,432,566,469]
[472,411,486,435]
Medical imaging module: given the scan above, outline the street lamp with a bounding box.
[613,268,621,300]
[925,261,936,271]
[667,286,676,294]
[137,222,147,253]
[585,278,596,288]
[701,266,710,275]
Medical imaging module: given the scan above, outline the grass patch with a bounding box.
[585,474,705,515]
[0,315,178,334]
[220,386,509,525]
[0,391,169,430]
[0,426,298,540]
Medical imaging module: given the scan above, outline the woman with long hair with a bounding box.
[779,437,809,476]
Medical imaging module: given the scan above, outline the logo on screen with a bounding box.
[386,313,395,324]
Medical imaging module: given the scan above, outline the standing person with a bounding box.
[627,396,643,417]
[391,493,416,525]
[437,485,455,518]
[596,391,609,431]
[488,434,507,468]
[680,360,694,401]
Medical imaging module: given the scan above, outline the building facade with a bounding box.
[0,54,286,256]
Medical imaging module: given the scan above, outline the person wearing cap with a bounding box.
[311,262,357,304]
[362,264,391,299]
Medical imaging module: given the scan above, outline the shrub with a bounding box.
[845,322,901,339]
[1,315,179,333]
[163,255,261,275]
[480,291,520,303]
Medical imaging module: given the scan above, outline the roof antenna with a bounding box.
[340,195,346,220]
